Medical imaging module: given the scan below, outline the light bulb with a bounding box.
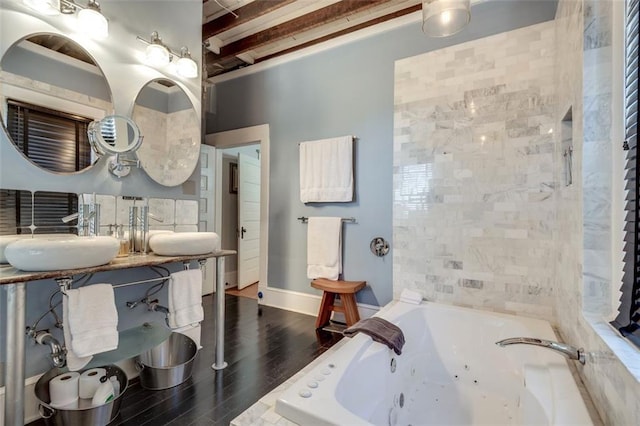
[23,0,60,15]
[440,10,451,24]
[176,49,198,78]
[146,43,170,67]
[78,7,108,39]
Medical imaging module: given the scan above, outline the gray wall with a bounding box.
[210,0,558,307]
[136,84,193,114]
[1,42,111,101]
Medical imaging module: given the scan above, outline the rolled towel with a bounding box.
[399,288,423,305]
[343,317,405,355]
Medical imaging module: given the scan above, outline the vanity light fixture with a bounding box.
[422,0,471,37]
[23,0,109,39]
[139,31,171,67]
[76,0,108,39]
[137,32,199,78]
[176,47,198,78]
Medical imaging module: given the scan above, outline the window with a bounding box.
[614,0,640,347]
[5,101,90,233]
[6,100,92,173]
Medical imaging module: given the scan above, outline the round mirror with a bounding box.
[133,79,200,187]
[88,115,142,155]
[0,33,112,174]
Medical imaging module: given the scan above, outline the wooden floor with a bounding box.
[29,294,343,426]
[225,283,258,300]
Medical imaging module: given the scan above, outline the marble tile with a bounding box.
[394,21,557,318]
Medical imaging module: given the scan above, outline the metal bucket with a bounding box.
[35,365,127,426]
[135,332,197,390]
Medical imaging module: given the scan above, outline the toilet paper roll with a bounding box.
[49,372,80,408]
[79,368,106,399]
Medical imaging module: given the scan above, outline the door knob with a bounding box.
[241,226,247,239]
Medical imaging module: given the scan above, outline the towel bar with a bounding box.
[297,216,356,223]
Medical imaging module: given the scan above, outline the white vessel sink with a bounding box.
[149,232,220,256]
[4,236,119,271]
[0,234,78,264]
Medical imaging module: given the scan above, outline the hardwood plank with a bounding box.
[28,293,343,426]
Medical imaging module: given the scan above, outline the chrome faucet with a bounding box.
[496,337,585,364]
[61,203,100,236]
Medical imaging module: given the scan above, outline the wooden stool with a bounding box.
[311,278,366,329]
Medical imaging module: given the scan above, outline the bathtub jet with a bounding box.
[496,337,586,364]
[276,301,594,425]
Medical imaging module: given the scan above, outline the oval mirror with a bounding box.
[0,33,112,174]
[88,115,142,155]
[133,78,200,187]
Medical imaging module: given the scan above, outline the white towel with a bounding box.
[299,136,353,203]
[64,284,119,370]
[168,269,204,329]
[306,217,342,280]
[63,297,91,371]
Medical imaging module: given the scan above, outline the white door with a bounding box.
[199,144,216,295]
[237,153,260,289]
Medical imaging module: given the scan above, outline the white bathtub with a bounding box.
[275,300,593,425]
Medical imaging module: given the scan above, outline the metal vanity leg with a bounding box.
[4,282,26,426]
[212,256,228,370]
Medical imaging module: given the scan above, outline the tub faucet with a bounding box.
[495,337,585,364]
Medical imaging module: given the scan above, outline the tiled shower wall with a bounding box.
[393,21,557,319]
[553,0,640,424]
[393,4,640,424]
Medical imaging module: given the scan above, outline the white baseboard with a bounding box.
[0,373,44,424]
[257,285,379,320]
[225,270,238,289]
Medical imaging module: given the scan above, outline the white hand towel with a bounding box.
[299,136,353,203]
[65,284,119,364]
[168,269,204,329]
[306,217,342,280]
[63,296,92,371]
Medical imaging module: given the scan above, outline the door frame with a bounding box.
[205,124,269,290]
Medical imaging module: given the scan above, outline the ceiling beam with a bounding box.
[203,0,297,40]
[206,0,391,65]
[255,4,421,64]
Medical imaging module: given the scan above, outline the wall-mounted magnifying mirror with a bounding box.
[133,78,200,187]
[88,114,143,178]
[88,115,143,155]
[0,33,112,174]
[88,115,143,177]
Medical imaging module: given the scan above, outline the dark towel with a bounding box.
[343,317,405,355]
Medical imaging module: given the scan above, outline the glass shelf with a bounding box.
[85,321,171,368]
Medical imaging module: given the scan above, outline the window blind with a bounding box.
[5,101,90,234]
[613,0,640,347]
[6,100,92,173]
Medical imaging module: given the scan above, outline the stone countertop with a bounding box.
[230,339,348,426]
[0,250,236,285]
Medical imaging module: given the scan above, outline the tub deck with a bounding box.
[231,339,349,426]
[232,301,603,426]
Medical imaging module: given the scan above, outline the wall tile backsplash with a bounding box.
[393,21,557,319]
